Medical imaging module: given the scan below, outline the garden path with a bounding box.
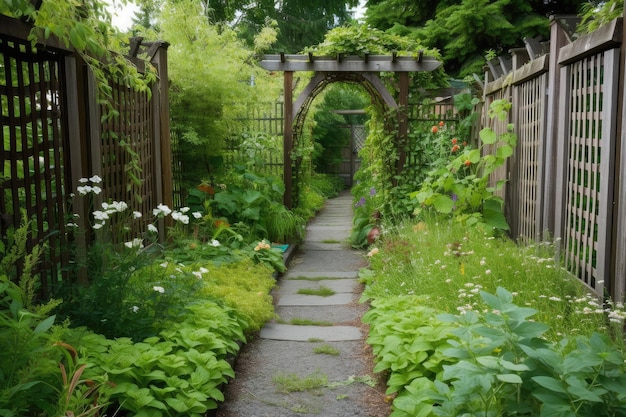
[216,191,389,417]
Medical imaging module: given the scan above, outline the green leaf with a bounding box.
[479,128,497,144]
[497,373,523,384]
[432,195,454,214]
[532,376,567,393]
[496,144,513,159]
[33,315,55,334]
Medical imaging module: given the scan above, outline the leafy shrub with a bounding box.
[79,300,245,417]
[199,258,276,331]
[364,288,626,417]
[410,99,515,233]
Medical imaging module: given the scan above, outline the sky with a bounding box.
[109,1,365,31]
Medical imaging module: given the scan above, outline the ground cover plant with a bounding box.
[360,216,626,417]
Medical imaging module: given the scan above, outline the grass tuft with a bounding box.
[272,370,328,393]
[297,286,336,297]
[313,344,340,355]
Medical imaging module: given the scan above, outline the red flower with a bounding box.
[451,138,458,145]
[439,121,445,127]
[464,160,471,167]
[431,126,438,134]
[451,145,460,153]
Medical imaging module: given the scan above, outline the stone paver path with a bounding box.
[217,191,386,417]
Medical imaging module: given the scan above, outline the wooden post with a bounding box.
[283,71,294,208]
[396,72,409,179]
[149,41,173,238]
[65,53,89,284]
[612,13,626,301]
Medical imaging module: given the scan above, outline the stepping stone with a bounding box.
[260,323,362,341]
[283,270,358,279]
[278,278,357,294]
[277,293,354,306]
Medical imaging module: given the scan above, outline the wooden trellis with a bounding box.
[260,53,442,207]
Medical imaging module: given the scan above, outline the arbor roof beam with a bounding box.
[261,54,441,72]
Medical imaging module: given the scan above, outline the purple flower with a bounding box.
[355,197,366,208]
[369,187,377,196]
[451,193,458,201]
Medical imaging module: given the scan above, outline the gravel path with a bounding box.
[216,192,391,417]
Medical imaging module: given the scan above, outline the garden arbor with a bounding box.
[260,53,442,207]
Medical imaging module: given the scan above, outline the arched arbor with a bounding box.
[260,53,442,207]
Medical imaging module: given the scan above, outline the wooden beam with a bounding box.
[283,71,294,208]
[261,54,441,72]
[397,72,409,178]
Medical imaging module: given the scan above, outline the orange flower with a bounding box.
[451,144,460,153]
[431,126,438,134]
[451,138,458,145]
[438,121,445,127]
[464,159,471,167]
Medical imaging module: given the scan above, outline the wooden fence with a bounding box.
[482,15,625,301]
[0,16,171,297]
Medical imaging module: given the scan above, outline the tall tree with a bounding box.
[364,0,586,77]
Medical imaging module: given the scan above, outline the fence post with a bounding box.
[65,53,90,284]
[543,16,578,238]
[148,41,173,238]
[612,13,626,302]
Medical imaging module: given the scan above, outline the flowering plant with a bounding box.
[250,239,285,273]
[410,99,515,233]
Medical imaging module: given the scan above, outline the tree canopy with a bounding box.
[364,0,587,76]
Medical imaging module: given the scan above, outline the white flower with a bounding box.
[179,207,190,213]
[199,267,209,274]
[192,212,202,219]
[153,203,172,217]
[77,185,91,195]
[192,271,203,279]
[153,286,165,293]
[93,222,105,230]
[485,269,492,275]
[210,239,221,247]
[124,238,144,249]
[148,224,158,233]
[93,211,109,220]
[160,262,168,268]
[89,175,102,183]
[549,296,562,302]
[91,186,102,195]
[78,177,89,183]
[133,211,142,219]
[131,306,139,313]
[171,211,190,224]
[66,222,78,228]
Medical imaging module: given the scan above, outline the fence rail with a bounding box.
[482,15,625,300]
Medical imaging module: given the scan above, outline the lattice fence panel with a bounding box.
[562,50,617,295]
[0,37,71,296]
[98,78,155,242]
[514,73,547,242]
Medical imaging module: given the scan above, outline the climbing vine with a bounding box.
[2,0,157,193]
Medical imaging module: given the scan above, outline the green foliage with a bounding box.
[79,300,243,417]
[311,84,368,173]
[578,0,624,34]
[0,222,101,417]
[210,166,305,243]
[148,0,282,189]
[410,99,516,233]
[350,181,381,248]
[364,0,584,77]
[364,285,626,417]
[199,258,276,332]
